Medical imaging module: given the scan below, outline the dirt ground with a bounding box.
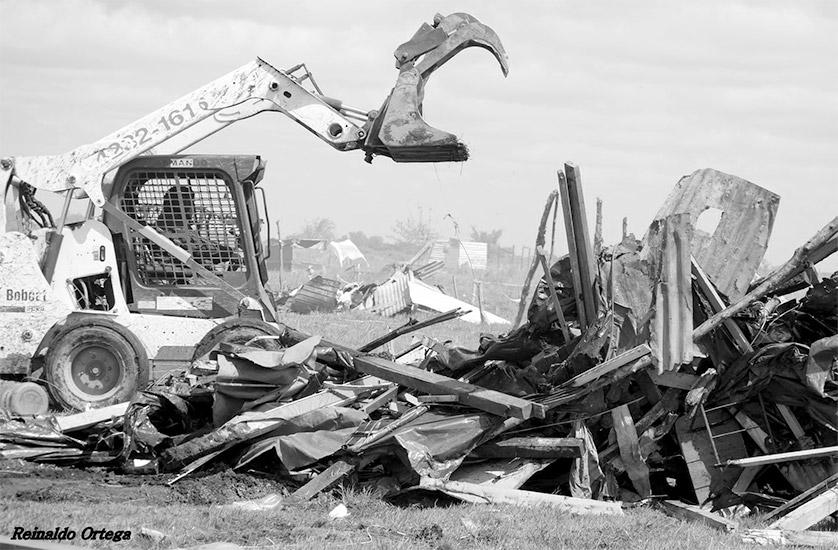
[0,458,285,508]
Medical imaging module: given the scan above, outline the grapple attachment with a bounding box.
[363,13,508,163]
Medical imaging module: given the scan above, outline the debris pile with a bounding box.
[2,164,836,543]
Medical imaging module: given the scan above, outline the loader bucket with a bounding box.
[363,13,508,163]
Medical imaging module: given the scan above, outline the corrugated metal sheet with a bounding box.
[427,239,488,271]
[368,270,411,316]
[649,168,779,301]
[458,241,488,271]
[288,275,342,313]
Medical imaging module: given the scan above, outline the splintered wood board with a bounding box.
[675,410,747,503]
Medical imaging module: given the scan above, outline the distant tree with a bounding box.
[367,235,386,250]
[391,206,439,246]
[469,226,503,246]
[348,230,368,248]
[296,217,336,240]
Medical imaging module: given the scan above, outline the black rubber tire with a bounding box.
[44,324,149,411]
[192,318,285,361]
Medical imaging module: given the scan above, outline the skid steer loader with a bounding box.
[0,13,509,411]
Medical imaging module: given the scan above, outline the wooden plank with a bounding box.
[558,170,587,328]
[451,458,553,489]
[649,369,700,390]
[676,411,747,503]
[658,500,738,531]
[723,446,838,468]
[561,163,597,327]
[563,345,651,388]
[741,529,838,547]
[416,394,459,404]
[353,355,545,420]
[361,385,398,414]
[731,466,761,493]
[419,477,624,515]
[471,437,583,459]
[599,388,679,460]
[769,487,838,531]
[537,245,571,342]
[54,402,129,432]
[289,458,359,502]
[612,404,651,497]
[776,404,806,441]
[730,410,770,453]
[762,472,838,524]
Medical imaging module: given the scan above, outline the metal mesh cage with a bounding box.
[120,170,246,285]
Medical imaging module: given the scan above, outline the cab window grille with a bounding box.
[119,170,245,285]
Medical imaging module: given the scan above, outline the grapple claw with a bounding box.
[364,13,508,163]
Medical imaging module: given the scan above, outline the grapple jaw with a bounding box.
[363,13,508,163]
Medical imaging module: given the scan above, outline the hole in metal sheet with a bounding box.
[696,207,723,235]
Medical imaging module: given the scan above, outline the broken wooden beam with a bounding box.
[762,472,838,524]
[612,404,652,497]
[54,402,130,433]
[722,446,838,468]
[562,345,651,388]
[537,244,571,342]
[768,486,838,532]
[658,500,738,531]
[419,477,624,515]
[514,190,559,328]
[558,163,597,328]
[353,355,546,420]
[289,458,359,502]
[691,257,753,354]
[649,369,700,390]
[599,388,679,460]
[471,437,583,459]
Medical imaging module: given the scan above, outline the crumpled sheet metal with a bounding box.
[390,411,498,480]
[235,406,366,471]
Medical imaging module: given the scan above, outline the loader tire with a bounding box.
[192,318,284,361]
[45,324,149,411]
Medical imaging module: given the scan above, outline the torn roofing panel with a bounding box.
[288,275,342,313]
[648,168,779,301]
[367,270,411,316]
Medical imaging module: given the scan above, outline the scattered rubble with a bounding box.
[1,164,836,544]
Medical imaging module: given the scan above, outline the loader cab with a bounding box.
[104,155,274,320]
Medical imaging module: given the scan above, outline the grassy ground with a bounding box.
[0,461,780,550]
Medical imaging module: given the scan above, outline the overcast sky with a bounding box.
[1,1,836,271]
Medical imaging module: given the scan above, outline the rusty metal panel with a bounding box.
[369,271,411,317]
[649,168,780,301]
[288,276,341,313]
[649,214,695,372]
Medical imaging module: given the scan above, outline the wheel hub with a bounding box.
[70,345,121,396]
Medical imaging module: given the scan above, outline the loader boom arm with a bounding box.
[8,58,366,207]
